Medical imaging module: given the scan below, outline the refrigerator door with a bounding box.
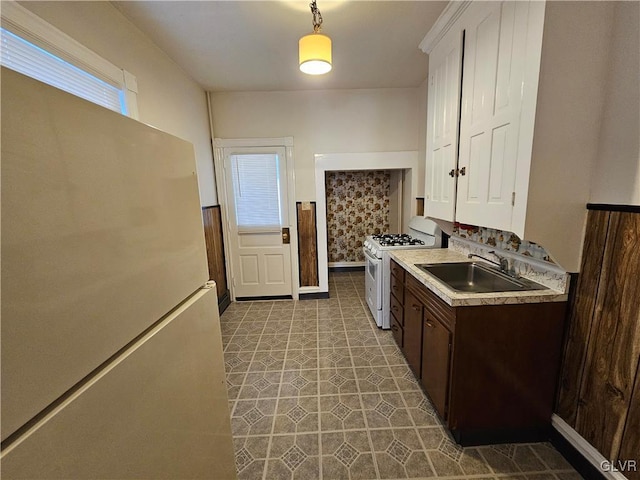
[1,68,209,440]
[0,287,236,480]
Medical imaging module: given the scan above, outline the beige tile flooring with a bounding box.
[221,271,582,480]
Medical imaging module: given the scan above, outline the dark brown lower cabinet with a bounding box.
[403,288,423,378]
[394,269,566,446]
[421,310,451,419]
[390,316,403,348]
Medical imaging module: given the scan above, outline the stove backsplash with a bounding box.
[326,170,390,262]
[450,224,569,292]
[453,223,554,263]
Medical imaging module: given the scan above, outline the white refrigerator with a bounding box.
[1,67,236,479]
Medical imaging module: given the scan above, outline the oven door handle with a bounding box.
[363,248,380,263]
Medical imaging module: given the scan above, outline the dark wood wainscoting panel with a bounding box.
[556,210,610,425]
[416,198,425,217]
[202,206,229,308]
[296,202,318,287]
[572,211,640,460]
[619,360,640,480]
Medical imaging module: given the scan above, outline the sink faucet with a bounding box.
[467,251,514,276]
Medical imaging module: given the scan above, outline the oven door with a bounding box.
[363,248,383,323]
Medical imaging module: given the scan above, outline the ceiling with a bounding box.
[112,1,447,92]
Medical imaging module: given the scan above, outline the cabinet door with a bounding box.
[424,27,463,222]
[421,310,452,420]
[456,1,532,230]
[403,289,424,378]
[390,314,404,349]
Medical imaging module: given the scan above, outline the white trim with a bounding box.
[315,151,419,295]
[299,286,322,294]
[122,70,139,119]
[0,1,138,119]
[419,1,472,54]
[552,414,631,480]
[213,137,299,301]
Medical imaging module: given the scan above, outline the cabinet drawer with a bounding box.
[390,274,404,304]
[390,293,404,326]
[390,314,404,349]
[390,260,405,282]
[406,274,455,331]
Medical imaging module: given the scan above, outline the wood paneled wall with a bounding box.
[296,202,318,287]
[202,206,230,312]
[556,207,640,473]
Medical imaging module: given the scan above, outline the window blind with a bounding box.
[0,27,126,114]
[231,154,282,229]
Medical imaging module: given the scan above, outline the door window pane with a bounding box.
[231,154,282,229]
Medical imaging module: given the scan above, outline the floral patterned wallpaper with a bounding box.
[453,223,555,263]
[326,171,390,263]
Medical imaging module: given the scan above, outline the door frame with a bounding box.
[213,137,299,301]
[314,151,419,295]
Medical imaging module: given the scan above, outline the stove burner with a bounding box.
[372,233,425,247]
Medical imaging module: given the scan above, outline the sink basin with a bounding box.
[416,262,547,293]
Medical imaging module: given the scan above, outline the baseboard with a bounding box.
[329,266,365,272]
[299,292,330,300]
[235,295,293,301]
[452,426,551,447]
[551,414,630,480]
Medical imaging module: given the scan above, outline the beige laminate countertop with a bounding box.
[388,249,568,307]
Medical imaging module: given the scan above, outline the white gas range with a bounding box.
[363,217,442,329]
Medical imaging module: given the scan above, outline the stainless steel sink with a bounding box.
[416,262,548,293]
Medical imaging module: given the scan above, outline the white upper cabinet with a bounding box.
[424,27,463,222]
[456,1,537,230]
[422,0,615,272]
[422,0,545,233]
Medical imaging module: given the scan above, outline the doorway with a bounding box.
[214,137,298,300]
[314,151,420,294]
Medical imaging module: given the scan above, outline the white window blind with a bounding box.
[0,27,127,114]
[231,154,282,230]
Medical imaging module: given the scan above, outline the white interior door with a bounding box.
[224,147,293,298]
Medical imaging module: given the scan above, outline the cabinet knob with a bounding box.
[425,321,434,328]
[391,324,398,332]
[449,169,456,178]
[412,304,421,312]
[459,166,466,176]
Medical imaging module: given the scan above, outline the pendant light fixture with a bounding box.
[299,0,332,75]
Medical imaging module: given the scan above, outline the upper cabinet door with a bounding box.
[424,27,463,222]
[456,1,531,230]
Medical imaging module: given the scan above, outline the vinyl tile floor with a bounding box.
[220,271,582,480]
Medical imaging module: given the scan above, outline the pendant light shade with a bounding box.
[299,1,332,75]
[299,32,332,75]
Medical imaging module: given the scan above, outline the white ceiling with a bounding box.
[112,1,447,92]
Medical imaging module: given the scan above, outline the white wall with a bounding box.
[18,1,217,206]
[524,1,615,272]
[590,1,640,205]
[210,88,422,200]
